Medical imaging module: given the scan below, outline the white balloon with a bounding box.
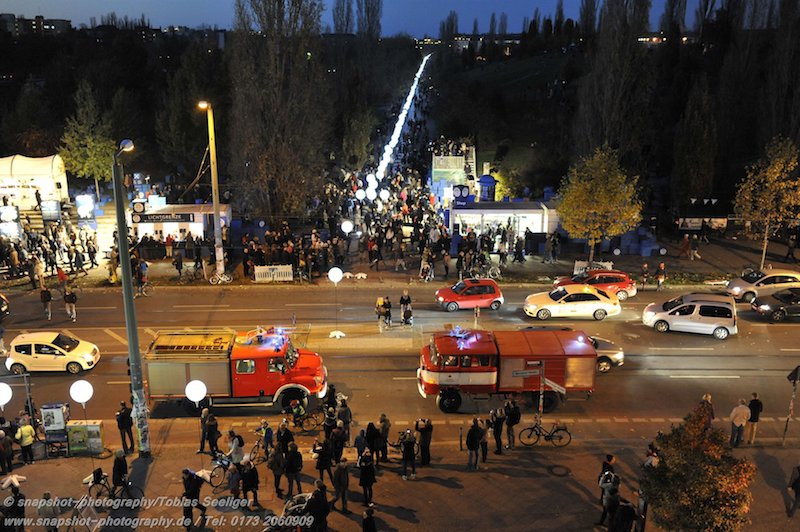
[355,189,366,201]
[0,383,11,408]
[379,189,390,201]
[69,380,94,405]
[367,173,376,183]
[366,188,377,201]
[328,267,343,284]
[185,380,208,403]
[340,220,354,234]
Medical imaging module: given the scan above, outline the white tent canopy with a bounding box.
[0,154,69,210]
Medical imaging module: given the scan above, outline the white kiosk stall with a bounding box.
[0,154,69,209]
[130,203,232,241]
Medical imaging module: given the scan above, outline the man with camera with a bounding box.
[415,418,433,466]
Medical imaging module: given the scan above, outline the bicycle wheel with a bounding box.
[519,426,540,446]
[209,274,221,285]
[489,267,502,280]
[89,482,111,499]
[550,429,572,447]
[301,415,318,432]
[141,283,153,297]
[209,465,224,487]
[122,483,144,500]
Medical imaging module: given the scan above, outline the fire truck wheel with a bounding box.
[280,389,308,410]
[436,390,462,413]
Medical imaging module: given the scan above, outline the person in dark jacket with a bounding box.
[329,458,350,514]
[331,421,347,463]
[358,453,376,506]
[307,480,330,532]
[116,401,134,455]
[490,408,506,454]
[746,392,763,445]
[504,400,520,450]
[276,422,295,455]
[206,414,220,454]
[240,459,260,510]
[400,429,416,480]
[181,469,206,531]
[599,454,616,503]
[364,422,382,464]
[197,408,210,453]
[284,442,303,499]
[267,447,285,498]
[362,507,377,532]
[415,418,433,466]
[466,418,481,471]
[0,430,13,474]
[112,449,128,494]
[313,436,335,486]
[323,408,337,441]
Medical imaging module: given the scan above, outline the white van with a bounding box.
[642,293,738,340]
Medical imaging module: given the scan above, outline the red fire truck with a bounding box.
[144,327,328,409]
[417,327,596,413]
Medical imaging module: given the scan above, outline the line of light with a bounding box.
[375,53,432,182]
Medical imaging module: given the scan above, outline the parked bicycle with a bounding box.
[280,407,321,433]
[86,469,144,501]
[469,262,502,280]
[179,264,204,283]
[209,269,236,285]
[132,278,153,297]
[519,420,572,447]
[207,451,232,488]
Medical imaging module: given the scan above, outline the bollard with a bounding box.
[459,426,463,451]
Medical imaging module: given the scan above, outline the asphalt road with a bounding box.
[1,284,799,430]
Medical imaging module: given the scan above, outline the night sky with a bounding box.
[3,0,698,36]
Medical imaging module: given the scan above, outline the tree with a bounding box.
[489,13,496,36]
[59,80,116,198]
[498,13,508,35]
[356,0,382,39]
[472,18,479,38]
[555,0,565,36]
[440,10,458,41]
[734,136,800,269]
[640,405,755,531]
[672,75,717,206]
[333,0,354,33]
[557,147,642,262]
[0,77,59,156]
[579,0,598,38]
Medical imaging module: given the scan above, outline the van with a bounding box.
[642,293,737,340]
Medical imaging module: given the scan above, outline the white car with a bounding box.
[643,293,737,340]
[5,332,100,375]
[726,269,800,302]
[524,284,621,321]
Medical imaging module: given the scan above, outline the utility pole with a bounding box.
[112,139,150,457]
[783,365,800,446]
[198,101,225,278]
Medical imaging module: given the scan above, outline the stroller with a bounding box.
[402,305,413,326]
[419,262,433,282]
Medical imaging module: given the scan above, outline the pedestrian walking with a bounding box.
[729,399,750,448]
[358,452,376,505]
[330,458,351,514]
[197,408,210,453]
[15,419,36,464]
[313,436,335,486]
[698,393,715,430]
[206,414,220,454]
[38,491,59,532]
[415,418,433,466]
[116,401,134,454]
[64,285,77,322]
[362,507,377,532]
[655,262,666,291]
[786,234,798,264]
[597,471,621,527]
[599,454,616,503]
[504,400,520,450]
[5,485,25,532]
[479,418,489,463]
[640,262,649,290]
[0,430,13,474]
[788,464,800,517]
[173,252,184,279]
[337,400,352,445]
[378,413,391,462]
[490,408,505,454]
[226,429,245,470]
[466,418,481,471]
[399,289,412,317]
[746,392,763,444]
[323,408,336,441]
[112,449,128,494]
[267,446,285,498]
[375,297,385,333]
[225,463,241,498]
[241,459,261,510]
[678,234,691,259]
[276,422,294,455]
[181,469,206,531]
[689,234,702,261]
[331,421,346,463]
[383,296,393,328]
[400,429,417,480]
[40,286,52,320]
[284,442,303,500]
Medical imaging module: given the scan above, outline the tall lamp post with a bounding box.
[328,267,344,339]
[197,101,225,280]
[112,139,151,458]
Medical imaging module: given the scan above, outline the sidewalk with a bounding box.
[5,414,799,531]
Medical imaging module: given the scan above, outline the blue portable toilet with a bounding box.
[478,174,497,202]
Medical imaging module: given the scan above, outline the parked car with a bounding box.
[435,278,504,312]
[554,269,638,301]
[5,332,101,374]
[643,293,737,340]
[0,293,8,321]
[521,326,625,373]
[752,288,800,322]
[726,269,800,302]
[524,284,621,321]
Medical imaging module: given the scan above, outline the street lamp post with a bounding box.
[112,139,151,458]
[197,101,225,280]
[328,267,344,339]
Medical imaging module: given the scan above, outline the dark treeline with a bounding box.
[0,0,418,219]
[433,0,800,215]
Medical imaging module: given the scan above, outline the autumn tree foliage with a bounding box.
[556,147,642,262]
[734,136,800,269]
[640,405,756,531]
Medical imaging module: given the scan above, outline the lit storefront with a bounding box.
[450,201,559,237]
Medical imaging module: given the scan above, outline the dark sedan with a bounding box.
[752,288,800,322]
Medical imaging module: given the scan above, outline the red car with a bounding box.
[435,278,504,312]
[553,269,638,301]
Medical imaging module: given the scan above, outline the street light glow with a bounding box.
[197,100,209,110]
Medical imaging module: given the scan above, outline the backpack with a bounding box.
[236,434,245,448]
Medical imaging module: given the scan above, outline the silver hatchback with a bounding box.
[643,293,738,340]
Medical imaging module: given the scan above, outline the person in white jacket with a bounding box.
[729,399,751,448]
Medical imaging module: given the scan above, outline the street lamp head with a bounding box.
[119,139,134,153]
[197,101,210,110]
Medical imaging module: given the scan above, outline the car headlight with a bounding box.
[612,351,625,362]
[83,354,95,362]
[758,304,771,311]
[644,311,656,319]
[730,286,742,294]
[525,304,537,311]
[437,296,444,302]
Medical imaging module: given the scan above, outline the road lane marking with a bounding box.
[648,347,714,351]
[144,328,156,337]
[173,304,230,308]
[285,303,336,306]
[668,418,683,422]
[669,375,740,379]
[632,418,649,422]
[392,377,418,380]
[781,348,800,352]
[650,418,665,422]
[104,329,128,345]
[81,306,117,310]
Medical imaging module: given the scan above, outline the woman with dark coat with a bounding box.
[364,422,382,464]
[206,414,220,454]
[490,408,506,455]
[358,453,376,506]
[112,449,128,492]
[415,418,433,466]
[313,436,335,485]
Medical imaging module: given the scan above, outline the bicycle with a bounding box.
[207,451,232,488]
[178,265,204,284]
[86,469,144,501]
[469,262,502,280]
[518,420,572,447]
[281,408,321,433]
[209,270,232,285]
[132,279,153,297]
[249,431,270,465]
[387,430,420,457]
